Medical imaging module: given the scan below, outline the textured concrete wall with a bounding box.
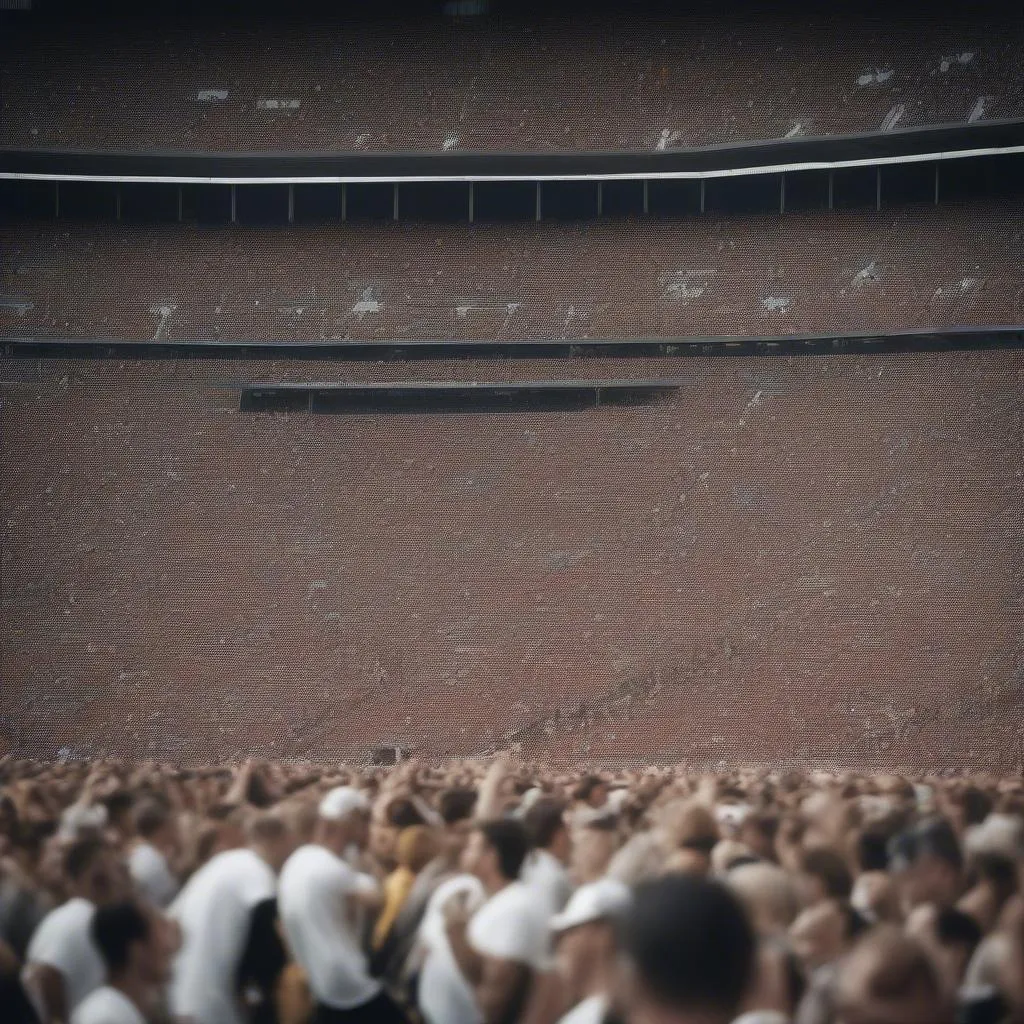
[2,349,1021,768]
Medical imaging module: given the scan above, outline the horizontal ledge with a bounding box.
[2,120,1023,182]
[2,328,1023,362]
[234,379,686,390]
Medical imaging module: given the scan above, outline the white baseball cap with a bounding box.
[550,878,632,933]
[318,786,371,821]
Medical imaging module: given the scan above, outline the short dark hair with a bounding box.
[478,819,531,881]
[387,797,427,830]
[961,787,993,828]
[618,875,755,1019]
[934,906,982,955]
[101,790,134,822]
[134,800,172,840]
[438,788,477,825]
[91,900,150,974]
[524,798,567,850]
[889,817,963,873]
[64,837,107,882]
[575,776,605,802]
[855,829,890,873]
[801,847,853,900]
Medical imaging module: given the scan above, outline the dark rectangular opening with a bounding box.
[241,384,675,415]
[647,179,701,217]
[705,174,782,216]
[832,167,877,210]
[600,180,645,217]
[180,184,232,224]
[236,184,290,225]
[120,182,180,223]
[783,170,830,212]
[882,163,936,206]
[983,153,1024,197]
[0,179,56,220]
[542,181,599,220]
[473,181,536,222]
[58,181,118,220]
[346,183,394,221]
[294,184,343,222]
[400,182,468,222]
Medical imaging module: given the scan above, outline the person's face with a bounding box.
[551,823,572,863]
[588,784,610,810]
[348,810,371,852]
[460,830,495,880]
[83,848,129,905]
[894,854,959,912]
[571,829,617,885]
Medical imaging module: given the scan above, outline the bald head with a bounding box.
[728,862,799,938]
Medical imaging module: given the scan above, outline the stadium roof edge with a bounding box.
[3,119,1024,183]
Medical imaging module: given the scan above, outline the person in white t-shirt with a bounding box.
[168,810,292,1024]
[548,879,631,1024]
[127,801,180,909]
[23,836,127,1024]
[278,786,408,1024]
[521,798,573,916]
[442,819,552,1024]
[71,899,173,1024]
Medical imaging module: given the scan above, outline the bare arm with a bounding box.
[476,957,532,1024]
[22,963,68,1024]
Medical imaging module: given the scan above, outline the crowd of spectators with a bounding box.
[1,754,1023,1024]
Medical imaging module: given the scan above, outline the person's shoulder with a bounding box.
[72,986,144,1024]
[32,897,93,940]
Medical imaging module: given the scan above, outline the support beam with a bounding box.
[341,183,347,222]
[230,184,237,223]
[934,164,940,205]
[288,184,295,224]
[54,181,59,219]
[780,174,785,214]
[828,170,834,210]
[642,180,649,215]
[876,168,881,211]
[535,181,542,221]
[115,185,121,221]
[393,182,399,221]
[468,181,474,224]
[699,178,705,214]
[596,181,603,217]
[177,185,183,222]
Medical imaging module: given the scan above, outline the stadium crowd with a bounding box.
[0,754,1023,1024]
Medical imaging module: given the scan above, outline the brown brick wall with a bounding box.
[2,350,1021,769]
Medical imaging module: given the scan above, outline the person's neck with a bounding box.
[577,960,611,1002]
[483,872,512,897]
[110,971,153,1020]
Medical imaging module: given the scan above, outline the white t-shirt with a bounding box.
[168,847,276,1024]
[277,844,380,1011]
[558,994,608,1024]
[417,874,485,1024]
[129,842,179,908]
[521,849,572,915]
[468,881,552,971]
[24,897,104,1014]
[71,985,147,1024]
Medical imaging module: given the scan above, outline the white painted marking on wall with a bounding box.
[785,122,807,138]
[659,269,715,302]
[881,104,905,132]
[738,389,764,427]
[968,96,989,122]
[443,135,459,151]
[354,133,371,149]
[197,89,229,102]
[852,261,881,288]
[762,296,791,312]
[655,128,683,151]
[942,52,975,71]
[258,99,301,111]
[0,297,34,315]
[351,288,380,318]
[857,69,894,86]
[149,303,176,340]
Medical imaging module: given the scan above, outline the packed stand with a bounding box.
[1,755,1023,1024]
